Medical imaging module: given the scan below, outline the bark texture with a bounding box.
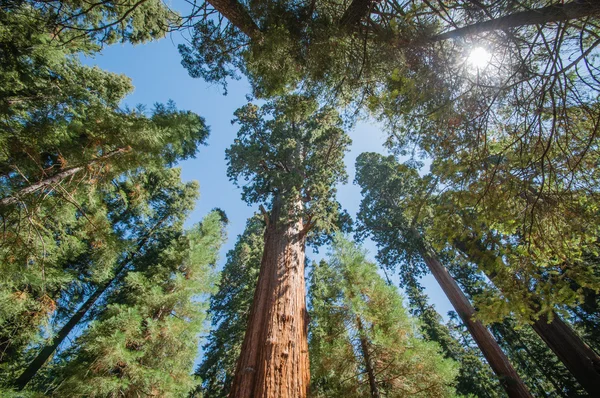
[229,198,309,398]
[432,1,600,42]
[206,0,262,39]
[531,314,600,396]
[454,239,600,395]
[413,230,532,397]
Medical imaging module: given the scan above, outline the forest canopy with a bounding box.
[1,0,599,397]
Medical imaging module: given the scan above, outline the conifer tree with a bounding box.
[5,167,201,391]
[51,210,226,397]
[194,215,264,397]
[0,3,210,379]
[404,281,505,398]
[355,151,600,395]
[355,152,532,397]
[225,95,351,397]
[309,237,458,397]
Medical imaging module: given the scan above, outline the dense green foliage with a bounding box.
[309,237,457,397]
[2,0,600,396]
[226,95,351,238]
[51,210,226,397]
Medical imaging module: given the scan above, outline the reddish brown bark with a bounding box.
[229,198,309,398]
[413,230,532,397]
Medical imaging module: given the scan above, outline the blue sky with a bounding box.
[84,30,454,363]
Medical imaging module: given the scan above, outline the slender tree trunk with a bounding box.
[356,316,380,398]
[206,0,262,39]
[431,1,600,42]
[411,229,532,398]
[454,239,600,395]
[0,147,130,207]
[229,197,309,398]
[13,215,165,390]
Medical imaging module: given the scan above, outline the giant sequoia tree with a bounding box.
[225,95,351,397]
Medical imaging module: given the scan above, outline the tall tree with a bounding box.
[50,209,226,397]
[6,167,201,391]
[309,237,458,397]
[225,95,351,397]
[194,215,264,397]
[404,281,506,397]
[356,151,600,395]
[355,152,532,398]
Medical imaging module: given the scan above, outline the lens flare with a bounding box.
[467,47,492,69]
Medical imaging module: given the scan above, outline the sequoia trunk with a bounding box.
[412,230,532,397]
[229,198,310,397]
[206,0,262,39]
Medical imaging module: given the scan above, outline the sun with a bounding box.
[467,47,492,69]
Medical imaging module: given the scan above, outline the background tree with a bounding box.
[355,151,600,395]
[309,237,458,397]
[404,281,506,397]
[48,209,226,397]
[2,167,202,392]
[194,215,264,397]
[355,151,533,397]
[225,94,351,397]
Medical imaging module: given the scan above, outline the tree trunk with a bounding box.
[339,0,374,28]
[206,0,262,39]
[13,216,165,390]
[431,1,600,42]
[454,239,600,396]
[0,147,130,207]
[412,229,532,398]
[356,316,380,398]
[531,313,600,396]
[229,197,309,398]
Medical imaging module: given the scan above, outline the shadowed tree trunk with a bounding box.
[431,1,600,42]
[411,229,532,398]
[229,197,310,398]
[206,0,262,39]
[356,316,380,398]
[339,0,375,28]
[0,147,130,207]
[454,239,600,396]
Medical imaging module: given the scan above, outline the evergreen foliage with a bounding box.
[309,236,458,397]
[51,210,226,397]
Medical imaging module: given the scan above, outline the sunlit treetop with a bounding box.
[226,95,352,241]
